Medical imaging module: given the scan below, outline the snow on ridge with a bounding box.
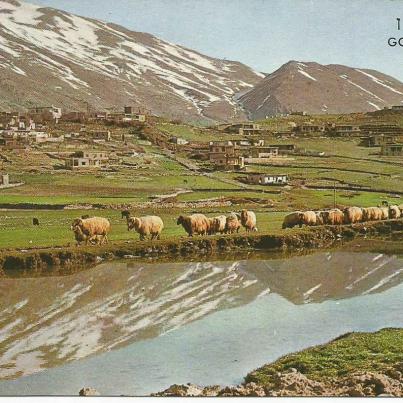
[295,63,317,81]
[0,1,260,116]
[0,0,43,25]
[257,94,271,110]
[367,101,380,110]
[356,69,403,95]
[340,75,385,103]
[298,69,317,81]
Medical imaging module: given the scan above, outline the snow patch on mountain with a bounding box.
[0,0,263,121]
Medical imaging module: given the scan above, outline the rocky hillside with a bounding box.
[0,0,263,123]
[239,61,403,119]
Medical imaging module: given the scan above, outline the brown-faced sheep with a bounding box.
[315,211,325,226]
[209,215,227,235]
[389,205,401,219]
[322,209,343,225]
[343,207,363,224]
[128,215,164,240]
[282,212,303,229]
[177,214,210,237]
[225,213,241,234]
[240,210,258,232]
[71,217,111,246]
[72,226,102,246]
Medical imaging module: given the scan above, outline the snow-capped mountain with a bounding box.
[0,0,263,122]
[239,61,403,119]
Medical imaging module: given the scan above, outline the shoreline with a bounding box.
[153,328,403,397]
[1,218,402,275]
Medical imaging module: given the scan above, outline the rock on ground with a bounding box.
[154,367,403,397]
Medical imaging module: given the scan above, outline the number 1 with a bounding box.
[398,18,401,30]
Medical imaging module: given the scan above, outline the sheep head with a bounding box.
[127,217,141,231]
[71,218,83,231]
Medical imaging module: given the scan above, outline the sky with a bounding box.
[30,0,403,80]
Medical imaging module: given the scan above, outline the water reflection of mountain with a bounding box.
[0,252,401,380]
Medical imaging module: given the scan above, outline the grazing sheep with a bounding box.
[343,207,363,224]
[389,205,401,219]
[282,212,303,229]
[177,214,210,237]
[240,209,258,232]
[209,215,227,235]
[72,226,102,246]
[299,210,318,226]
[322,209,343,225]
[225,212,242,234]
[362,207,383,221]
[71,217,111,246]
[127,215,164,241]
[32,218,40,226]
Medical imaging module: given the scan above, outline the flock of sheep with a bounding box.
[70,210,257,246]
[282,205,403,228]
[70,205,403,246]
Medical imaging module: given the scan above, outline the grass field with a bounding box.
[1,117,402,250]
[245,328,403,384]
[0,209,286,249]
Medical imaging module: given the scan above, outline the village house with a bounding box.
[0,112,19,128]
[228,139,266,156]
[61,111,87,123]
[391,105,403,111]
[381,143,403,156]
[0,173,10,186]
[295,123,326,134]
[104,106,146,124]
[248,145,279,159]
[269,143,296,155]
[0,134,30,150]
[65,151,109,170]
[221,123,263,136]
[87,130,111,142]
[246,173,288,186]
[209,141,245,170]
[88,112,108,122]
[360,134,398,147]
[331,124,361,136]
[28,106,62,123]
[360,124,403,136]
[170,136,189,145]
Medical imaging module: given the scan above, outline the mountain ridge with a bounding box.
[239,60,403,119]
[0,0,263,122]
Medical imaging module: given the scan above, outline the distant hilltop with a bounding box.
[238,61,403,120]
[1,1,403,122]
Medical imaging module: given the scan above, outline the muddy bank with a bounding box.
[154,329,403,397]
[1,218,402,275]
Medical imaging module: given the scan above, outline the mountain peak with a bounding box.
[239,61,403,118]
